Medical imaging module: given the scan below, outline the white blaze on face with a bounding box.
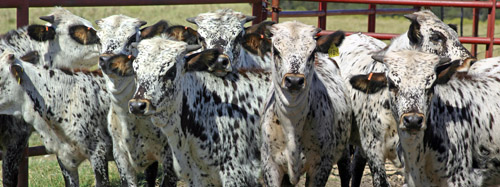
[96,15,144,55]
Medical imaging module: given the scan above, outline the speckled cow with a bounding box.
[259,21,351,187]
[127,37,270,186]
[186,9,273,76]
[337,10,473,187]
[350,50,500,186]
[0,51,112,187]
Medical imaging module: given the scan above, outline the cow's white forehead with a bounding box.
[271,21,317,53]
[98,15,141,30]
[134,37,187,75]
[384,50,440,85]
[194,9,246,24]
[48,7,94,28]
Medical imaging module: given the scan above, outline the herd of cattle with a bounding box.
[0,6,499,187]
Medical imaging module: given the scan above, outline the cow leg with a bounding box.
[144,161,158,187]
[367,155,390,187]
[89,147,110,187]
[305,155,334,187]
[2,120,30,187]
[350,147,367,187]
[337,147,351,187]
[159,149,178,187]
[57,157,80,187]
[112,145,137,187]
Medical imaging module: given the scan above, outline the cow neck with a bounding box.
[104,74,136,111]
[385,32,412,54]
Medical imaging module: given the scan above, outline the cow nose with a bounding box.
[403,114,424,130]
[210,55,232,77]
[129,99,149,115]
[284,75,305,91]
[216,56,230,66]
[98,56,110,68]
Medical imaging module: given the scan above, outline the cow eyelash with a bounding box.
[430,33,444,43]
[388,78,398,90]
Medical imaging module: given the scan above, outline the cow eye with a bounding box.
[388,78,398,90]
[430,33,443,43]
[272,46,280,57]
[163,67,176,81]
[307,53,315,63]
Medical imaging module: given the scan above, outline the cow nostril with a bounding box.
[403,115,424,128]
[284,76,305,91]
[129,101,148,115]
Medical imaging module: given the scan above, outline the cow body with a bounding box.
[0,51,112,187]
[350,50,500,186]
[260,21,351,186]
[96,15,178,186]
[337,10,472,187]
[128,37,270,186]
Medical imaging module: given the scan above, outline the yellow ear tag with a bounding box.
[328,43,339,58]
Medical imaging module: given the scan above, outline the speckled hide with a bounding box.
[130,37,270,186]
[0,52,112,187]
[0,115,31,187]
[349,50,500,186]
[96,15,178,186]
[260,21,351,187]
[337,10,472,187]
[189,9,271,74]
[0,7,100,68]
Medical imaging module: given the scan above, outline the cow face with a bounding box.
[187,9,255,77]
[0,51,27,114]
[349,50,475,135]
[127,38,187,115]
[404,10,472,60]
[96,15,147,56]
[99,53,135,78]
[38,7,101,68]
[269,21,343,101]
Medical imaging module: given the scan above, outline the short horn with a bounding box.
[403,14,418,22]
[371,55,385,63]
[186,17,197,24]
[244,16,256,23]
[186,45,201,53]
[439,57,451,64]
[39,15,55,23]
[139,21,147,27]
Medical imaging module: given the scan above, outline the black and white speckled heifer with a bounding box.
[260,21,351,187]
[337,10,473,187]
[350,50,500,186]
[128,37,270,186]
[0,51,112,187]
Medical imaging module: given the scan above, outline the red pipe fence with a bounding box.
[0,0,497,186]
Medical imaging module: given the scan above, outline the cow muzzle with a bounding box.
[282,73,306,92]
[208,54,232,77]
[401,113,425,132]
[129,99,153,115]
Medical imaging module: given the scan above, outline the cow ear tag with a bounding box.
[328,42,339,57]
[10,64,23,85]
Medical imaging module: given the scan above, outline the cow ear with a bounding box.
[242,33,271,58]
[108,54,135,76]
[165,26,200,45]
[435,58,475,84]
[27,24,56,42]
[8,55,24,85]
[448,24,458,32]
[404,14,422,45]
[349,73,387,94]
[184,49,220,72]
[245,21,276,35]
[316,31,345,53]
[140,20,169,39]
[20,51,40,64]
[68,25,100,45]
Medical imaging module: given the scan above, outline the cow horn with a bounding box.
[40,15,55,23]
[186,45,201,53]
[138,21,147,27]
[371,55,385,63]
[130,42,139,48]
[244,16,256,23]
[438,57,451,64]
[186,17,197,24]
[403,14,418,22]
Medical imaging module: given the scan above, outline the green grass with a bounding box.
[0,4,500,186]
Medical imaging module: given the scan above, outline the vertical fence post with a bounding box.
[271,0,280,23]
[472,0,479,57]
[318,2,327,30]
[16,0,29,28]
[252,1,264,25]
[17,147,28,187]
[368,4,376,32]
[486,0,496,58]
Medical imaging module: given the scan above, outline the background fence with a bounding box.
[0,0,497,186]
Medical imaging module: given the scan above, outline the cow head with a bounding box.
[349,50,475,135]
[96,15,147,56]
[0,51,29,114]
[99,53,135,78]
[37,7,101,68]
[402,10,472,60]
[269,21,344,105]
[127,37,201,116]
[186,9,258,77]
